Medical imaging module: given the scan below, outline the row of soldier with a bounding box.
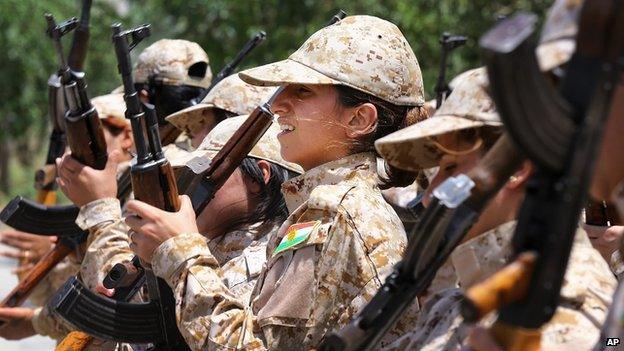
[0,0,622,350]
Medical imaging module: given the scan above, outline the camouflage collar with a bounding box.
[450,221,517,290]
[281,152,378,212]
[208,221,278,266]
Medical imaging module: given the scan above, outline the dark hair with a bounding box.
[335,85,428,187]
[134,81,205,125]
[213,108,237,124]
[223,157,297,232]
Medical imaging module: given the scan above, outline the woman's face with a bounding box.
[102,123,133,162]
[271,84,352,170]
[422,132,483,207]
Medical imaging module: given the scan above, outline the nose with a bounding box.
[270,85,292,116]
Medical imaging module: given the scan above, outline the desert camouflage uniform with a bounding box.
[386,221,616,351]
[151,152,417,350]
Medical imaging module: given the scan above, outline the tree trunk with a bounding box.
[0,138,10,195]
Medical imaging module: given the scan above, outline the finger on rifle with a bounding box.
[95,283,115,298]
[179,194,194,212]
[0,249,25,260]
[125,200,163,221]
[0,236,32,250]
[125,215,149,234]
[63,153,86,173]
[0,231,39,241]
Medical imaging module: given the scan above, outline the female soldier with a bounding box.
[124,15,426,350]
[376,67,616,350]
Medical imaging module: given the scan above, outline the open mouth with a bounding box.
[278,120,296,136]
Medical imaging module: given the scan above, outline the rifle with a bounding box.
[460,3,624,348]
[54,23,188,351]
[0,5,96,324]
[318,133,524,351]
[52,12,347,344]
[434,32,467,109]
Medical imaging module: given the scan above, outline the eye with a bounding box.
[442,162,457,174]
[295,85,313,98]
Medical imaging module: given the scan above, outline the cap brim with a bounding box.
[375,116,491,172]
[165,103,216,134]
[536,39,575,72]
[238,58,339,87]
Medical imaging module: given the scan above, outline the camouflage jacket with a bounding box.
[386,221,616,351]
[151,152,416,350]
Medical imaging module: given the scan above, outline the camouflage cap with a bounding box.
[536,0,583,72]
[165,75,276,136]
[375,67,502,172]
[238,15,424,106]
[134,39,213,88]
[170,115,303,174]
[90,93,128,129]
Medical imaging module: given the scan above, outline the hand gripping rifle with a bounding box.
[0,8,99,324]
[459,3,624,349]
[434,32,467,109]
[52,23,189,351]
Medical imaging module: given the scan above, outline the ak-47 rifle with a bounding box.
[0,5,96,324]
[434,32,467,109]
[54,23,188,351]
[4,27,269,235]
[160,30,268,146]
[52,11,348,345]
[460,2,624,349]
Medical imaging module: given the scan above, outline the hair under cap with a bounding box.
[375,67,502,172]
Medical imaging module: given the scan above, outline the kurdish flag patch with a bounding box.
[273,221,320,256]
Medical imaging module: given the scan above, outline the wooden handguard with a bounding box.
[461,251,537,322]
[65,111,108,170]
[132,160,180,212]
[55,331,93,351]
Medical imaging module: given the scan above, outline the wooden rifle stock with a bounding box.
[132,160,180,212]
[55,331,93,351]
[461,252,537,322]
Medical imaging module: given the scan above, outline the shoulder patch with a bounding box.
[273,221,320,256]
[307,184,356,211]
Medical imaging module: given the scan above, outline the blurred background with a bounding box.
[0,0,551,347]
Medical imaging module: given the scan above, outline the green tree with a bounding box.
[0,0,551,201]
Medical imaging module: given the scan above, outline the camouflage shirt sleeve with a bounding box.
[78,197,134,290]
[152,232,264,351]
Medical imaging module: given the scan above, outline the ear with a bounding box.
[256,160,272,185]
[506,160,533,190]
[121,125,134,150]
[343,103,378,139]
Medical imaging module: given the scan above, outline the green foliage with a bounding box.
[0,0,552,201]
